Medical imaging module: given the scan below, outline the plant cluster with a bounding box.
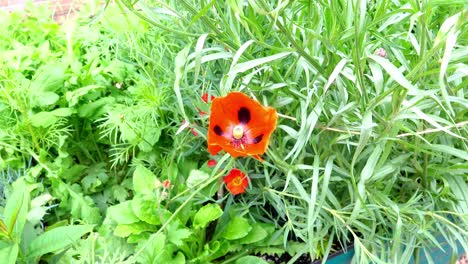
[0,0,467,263]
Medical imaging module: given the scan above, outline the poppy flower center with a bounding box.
[232,177,243,186]
[232,125,244,139]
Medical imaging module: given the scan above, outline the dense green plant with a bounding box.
[0,177,94,263]
[118,0,468,263]
[0,0,467,263]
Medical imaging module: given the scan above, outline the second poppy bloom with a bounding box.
[224,169,248,195]
[207,92,277,161]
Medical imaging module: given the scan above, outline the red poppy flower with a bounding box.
[201,93,215,103]
[207,92,277,161]
[207,159,217,167]
[223,169,248,195]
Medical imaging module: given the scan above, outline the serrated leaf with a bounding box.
[193,203,223,229]
[59,182,102,224]
[222,216,251,240]
[26,225,94,259]
[167,221,191,246]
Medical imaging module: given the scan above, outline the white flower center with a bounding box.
[232,125,244,139]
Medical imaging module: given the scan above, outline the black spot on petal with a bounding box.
[238,107,251,124]
[214,125,223,136]
[252,134,263,144]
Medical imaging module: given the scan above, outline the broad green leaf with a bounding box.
[0,221,9,240]
[31,91,59,107]
[30,108,74,128]
[222,216,251,240]
[234,256,269,264]
[30,63,65,92]
[0,243,18,264]
[26,225,94,259]
[107,201,140,225]
[114,222,156,238]
[238,224,268,244]
[133,165,156,195]
[30,112,59,128]
[3,178,29,243]
[186,170,210,188]
[193,203,223,229]
[78,97,115,119]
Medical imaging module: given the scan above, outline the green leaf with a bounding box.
[66,85,104,107]
[368,55,420,95]
[132,196,171,225]
[133,165,156,194]
[222,216,251,240]
[234,256,269,264]
[30,108,74,127]
[428,144,468,161]
[31,91,59,107]
[26,225,94,259]
[114,222,156,238]
[136,233,166,264]
[30,111,58,127]
[186,169,210,188]
[30,63,65,92]
[174,46,190,120]
[238,224,268,244]
[167,221,192,246]
[107,201,140,225]
[3,178,29,243]
[77,97,115,119]
[193,203,223,229]
[59,182,102,224]
[0,243,18,264]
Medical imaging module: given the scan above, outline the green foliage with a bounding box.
[0,177,93,263]
[0,0,467,263]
